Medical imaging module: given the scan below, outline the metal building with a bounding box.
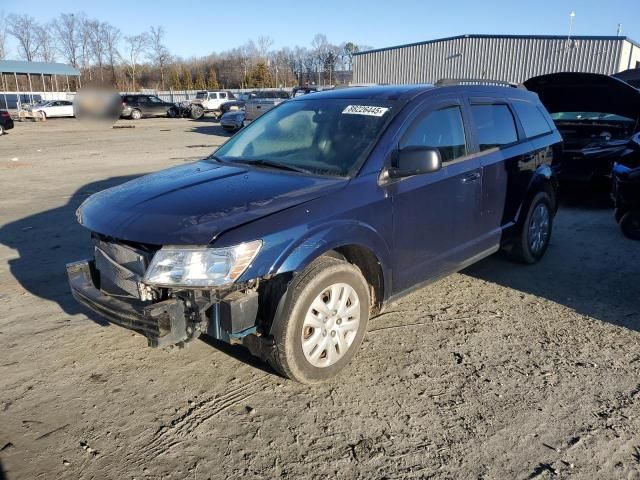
[353,34,640,85]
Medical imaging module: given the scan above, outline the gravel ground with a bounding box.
[0,118,639,480]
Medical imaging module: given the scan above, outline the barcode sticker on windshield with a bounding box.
[342,105,389,117]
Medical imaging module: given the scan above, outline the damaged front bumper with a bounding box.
[66,259,260,348]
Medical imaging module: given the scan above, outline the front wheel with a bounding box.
[620,211,640,240]
[190,105,204,120]
[510,191,554,264]
[269,256,370,384]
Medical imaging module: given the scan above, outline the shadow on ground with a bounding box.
[0,175,141,322]
[186,117,234,138]
[463,187,640,332]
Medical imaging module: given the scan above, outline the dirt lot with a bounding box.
[0,118,639,480]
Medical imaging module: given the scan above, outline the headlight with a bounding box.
[144,240,262,287]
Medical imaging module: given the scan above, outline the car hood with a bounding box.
[77,160,347,245]
[524,72,640,121]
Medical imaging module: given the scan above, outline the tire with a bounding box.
[614,208,626,224]
[510,191,554,264]
[167,107,178,118]
[131,109,142,120]
[620,211,640,240]
[190,105,204,120]
[269,256,371,384]
[0,124,4,135]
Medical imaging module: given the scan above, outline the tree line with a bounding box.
[0,12,370,91]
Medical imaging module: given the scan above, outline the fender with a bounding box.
[271,219,392,294]
[515,163,558,223]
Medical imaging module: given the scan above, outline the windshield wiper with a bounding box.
[231,158,313,174]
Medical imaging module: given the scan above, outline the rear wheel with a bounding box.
[620,211,640,240]
[131,109,142,120]
[614,208,626,224]
[510,191,553,264]
[269,256,370,384]
[0,124,4,135]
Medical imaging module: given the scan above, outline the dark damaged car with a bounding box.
[68,84,561,383]
[525,72,640,185]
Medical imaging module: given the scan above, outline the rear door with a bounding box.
[389,96,483,293]
[135,96,150,116]
[59,100,74,116]
[467,99,533,247]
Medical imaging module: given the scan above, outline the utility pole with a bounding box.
[617,23,623,36]
[568,11,576,42]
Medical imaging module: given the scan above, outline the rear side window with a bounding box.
[470,104,518,151]
[512,101,552,138]
[401,106,467,162]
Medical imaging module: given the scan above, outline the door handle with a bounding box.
[461,172,481,183]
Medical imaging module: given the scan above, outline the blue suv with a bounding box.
[68,83,562,383]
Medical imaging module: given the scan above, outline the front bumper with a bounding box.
[67,259,261,348]
[67,260,191,347]
[220,118,243,129]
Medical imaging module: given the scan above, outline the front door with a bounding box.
[389,100,483,293]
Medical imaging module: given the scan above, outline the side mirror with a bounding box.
[389,147,442,178]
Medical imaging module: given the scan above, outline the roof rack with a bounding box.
[435,78,526,89]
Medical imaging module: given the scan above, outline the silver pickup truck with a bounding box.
[244,90,291,121]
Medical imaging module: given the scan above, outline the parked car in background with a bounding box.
[525,72,640,185]
[189,91,236,119]
[291,86,332,97]
[244,90,290,121]
[612,162,640,239]
[220,109,245,132]
[68,83,561,383]
[121,94,178,120]
[0,110,14,134]
[29,100,74,119]
[220,92,252,114]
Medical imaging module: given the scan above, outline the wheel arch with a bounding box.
[270,221,391,311]
[516,164,558,225]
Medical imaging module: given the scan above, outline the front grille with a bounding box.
[92,236,154,299]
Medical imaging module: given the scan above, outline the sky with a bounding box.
[2,0,640,59]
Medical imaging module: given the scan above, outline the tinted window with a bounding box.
[149,96,163,103]
[512,101,552,138]
[137,96,149,104]
[470,104,518,151]
[401,106,467,162]
[219,92,227,99]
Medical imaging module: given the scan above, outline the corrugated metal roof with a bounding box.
[0,60,80,76]
[354,34,640,56]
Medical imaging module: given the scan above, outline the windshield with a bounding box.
[551,112,634,122]
[213,98,396,177]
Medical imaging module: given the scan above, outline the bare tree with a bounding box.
[86,20,107,82]
[311,34,329,84]
[6,14,42,61]
[103,23,121,86]
[52,13,82,67]
[0,12,9,60]
[257,35,273,60]
[78,17,93,79]
[124,33,149,91]
[148,26,170,90]
[342,42,359,71]
[37,23,57,62]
